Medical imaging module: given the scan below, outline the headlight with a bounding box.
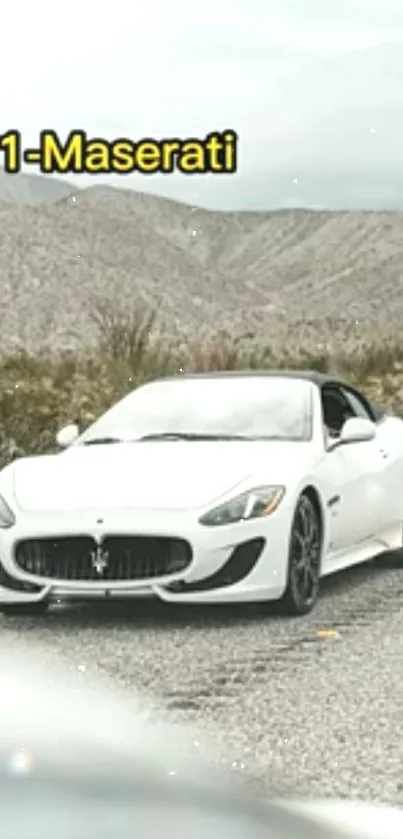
[0,495,15,528]
[199,486,285,527]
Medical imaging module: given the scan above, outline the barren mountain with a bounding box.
[0,180,401,354]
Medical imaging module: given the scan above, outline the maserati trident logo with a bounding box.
[90,545,109,576]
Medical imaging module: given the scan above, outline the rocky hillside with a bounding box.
[0,182,401,354]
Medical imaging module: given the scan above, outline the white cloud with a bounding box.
[1,0,403,207]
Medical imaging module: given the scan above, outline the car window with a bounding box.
[321,386,355,437]
[340,386,374,421]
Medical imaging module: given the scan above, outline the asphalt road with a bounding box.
[2,554,403,804]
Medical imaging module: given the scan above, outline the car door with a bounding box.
[319,384,384,552]
[368,410,403,530]
[340,384,397,532]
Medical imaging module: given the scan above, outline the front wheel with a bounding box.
[281,492,322,616]
[0,602,49,617]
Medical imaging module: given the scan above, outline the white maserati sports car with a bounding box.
[0,370,402,617]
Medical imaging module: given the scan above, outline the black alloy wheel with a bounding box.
[282,493,322,615]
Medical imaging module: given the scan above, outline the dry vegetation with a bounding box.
[0,185,403,466]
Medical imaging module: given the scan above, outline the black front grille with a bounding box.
[14,536,192,582]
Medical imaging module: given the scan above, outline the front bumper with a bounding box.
[0,506,290,606]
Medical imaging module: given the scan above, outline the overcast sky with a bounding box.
[2,0,403,208]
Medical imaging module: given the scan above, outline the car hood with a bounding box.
[9,440,314,512]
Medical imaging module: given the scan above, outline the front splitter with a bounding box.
[47,585,156,600]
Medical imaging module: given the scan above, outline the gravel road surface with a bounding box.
[2,555,403,804]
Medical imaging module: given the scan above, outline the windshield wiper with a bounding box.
[138,433,253,441]
[83,436,124,446]
[83,433,294,446]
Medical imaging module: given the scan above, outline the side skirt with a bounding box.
[321,521,402,577]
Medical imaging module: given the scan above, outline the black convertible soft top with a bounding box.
[164,369,332,383]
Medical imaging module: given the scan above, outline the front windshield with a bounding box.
[79,376,312,443]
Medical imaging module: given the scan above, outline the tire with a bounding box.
[0,602,49,617]
[281,492,322,616]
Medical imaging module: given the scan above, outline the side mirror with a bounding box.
[339,416,376,444]
[56,423,79,448]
